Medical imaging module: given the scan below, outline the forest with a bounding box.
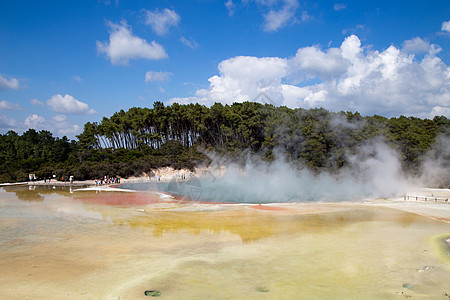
[0,101,449,185]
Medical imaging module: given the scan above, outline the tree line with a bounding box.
[1,101,449,184]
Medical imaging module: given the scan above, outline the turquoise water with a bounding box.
[121,176,372,203]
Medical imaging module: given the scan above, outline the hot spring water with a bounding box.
[120,175,389,203]
[0,184,448,299]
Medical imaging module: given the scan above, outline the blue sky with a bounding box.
[1,0,449,139]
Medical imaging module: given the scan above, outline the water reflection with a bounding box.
[1,184,88,201]
[117,209,378,243]
[1,185,438,243]
[1,185,44,201]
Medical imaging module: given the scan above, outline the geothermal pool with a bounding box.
[0,184,449,299]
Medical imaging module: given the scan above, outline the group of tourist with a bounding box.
[95,176,120,185]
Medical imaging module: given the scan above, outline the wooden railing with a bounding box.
[403,195,449,203]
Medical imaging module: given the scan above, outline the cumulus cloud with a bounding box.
[402,37,432,53]
[291,45,349,80]
[96,20,168,65]
[442,20,450,33]
[429,106,450,117]
[170,34,450,118]
[191,56,288,104]
[46,94,96,115]
[22,113,80,136]
[0,75,20,91]
[144,8,180,36]
[145,71,172,83]
[0,100,22,111]
[24,114,46,128]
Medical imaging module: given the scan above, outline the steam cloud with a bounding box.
[417,134,450,188]
[197,139,411,203]
[193,136,449,204]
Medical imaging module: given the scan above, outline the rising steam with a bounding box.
[417,134,450,188]
[195,139,411,203]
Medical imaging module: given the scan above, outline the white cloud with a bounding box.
[144,8,180,36]
[402,37,431,53]
[334,3,346,11]
[51,115,80,136]
[57,124,80,136]
[225,0,236,16]
[46,94,96,115]
[145,71,172,83]
[0,113,18,129]
[73,75,82,82]
[96,20,168,65]
[168,96,206,106]
[291,45,349,80]
[429,106,450,117]
[98,0,119,6]
[342,24,366,35]
[228,0,306,32]
[287,36,450,117]
[170,34,450,118]
[0,75,20,91]
[24,114,46,128]
[52,114,67,123]
[22,113,80,136]
[262,0,300,32]
[30,98,44,106]
[442,20,450,33]
[299,10,312,22]
[0,100,22,111]
[180,37,199,49]
[194,56,288,104]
